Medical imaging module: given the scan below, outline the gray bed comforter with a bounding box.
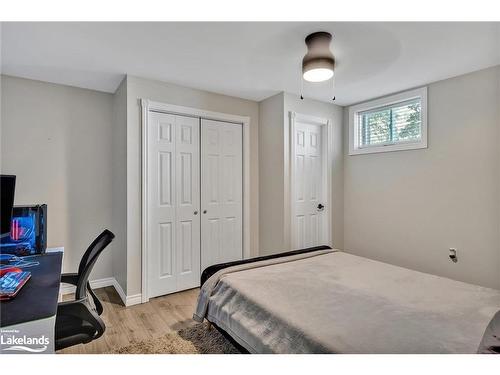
[194,250,500,354]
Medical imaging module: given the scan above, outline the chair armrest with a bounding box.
[57,299,105,340]
[60,273,79,286]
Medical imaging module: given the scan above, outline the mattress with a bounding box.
[194,250,500,354]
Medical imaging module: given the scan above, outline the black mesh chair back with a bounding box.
[75,229,115,300]
[55,229,115,351]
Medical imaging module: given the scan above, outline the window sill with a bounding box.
[349,141,427,155]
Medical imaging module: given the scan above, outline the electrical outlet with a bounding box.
[449,248,458,263]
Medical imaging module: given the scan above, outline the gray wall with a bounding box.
[0,75,115,280]
[258,92,344,255]
[2,64,498,300]
[344,66,500,289]
[111,77,128,292]
[259,93,285,254]
[125,75,260,296]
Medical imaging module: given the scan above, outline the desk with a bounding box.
[0,252,63,354]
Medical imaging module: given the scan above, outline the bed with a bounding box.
[194,247,500,354]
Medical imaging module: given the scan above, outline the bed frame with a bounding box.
[199,245,332,353]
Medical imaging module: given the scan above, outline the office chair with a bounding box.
[55,229,115,351]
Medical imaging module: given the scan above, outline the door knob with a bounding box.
[203,210,207,214]
[194,210,198,215]
[317,203,325,211]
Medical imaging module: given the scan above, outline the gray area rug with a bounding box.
[109,323,241,354]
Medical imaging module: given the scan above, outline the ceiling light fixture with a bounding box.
[300,31,336,101]
[302,32,335,83]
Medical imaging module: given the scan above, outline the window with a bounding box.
[349,87,427,155]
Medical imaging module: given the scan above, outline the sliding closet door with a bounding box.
[147,111,200,298]
[201,119,243,271]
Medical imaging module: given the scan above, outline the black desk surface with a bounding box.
[0,252,63,327]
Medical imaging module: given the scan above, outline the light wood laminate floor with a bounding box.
[58,287,200,354]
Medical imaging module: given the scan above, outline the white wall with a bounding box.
[0,75,115,280]
[0,26,3,162]
[258,92,344,255]
[125,75,260,296]
[344,66,500,289]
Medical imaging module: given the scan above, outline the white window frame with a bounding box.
[349,87,428,155]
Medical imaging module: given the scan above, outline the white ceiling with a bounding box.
[1,22,499,106]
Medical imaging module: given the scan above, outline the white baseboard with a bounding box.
[125,294,143,306]
[111,278,141,306]
[112,278,127,305]
[59,277,142,307]
[59,277,115,295]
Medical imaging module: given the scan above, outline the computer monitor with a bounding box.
[1,175,16,237]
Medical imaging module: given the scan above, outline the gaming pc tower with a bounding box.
[0,175,47,256]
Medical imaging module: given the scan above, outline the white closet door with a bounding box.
[147,112,200,298]
[292,121,327,249]
[175,115,201,291]
[201,119,243,271]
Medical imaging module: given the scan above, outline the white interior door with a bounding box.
[201,119,243,271]
[147,111,200,298]
[175,115,201,291]
[292,121,327,249]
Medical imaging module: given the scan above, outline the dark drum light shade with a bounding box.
[302,32,335,82]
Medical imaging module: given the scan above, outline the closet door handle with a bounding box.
[203,210,207,214]
[194,211,198,215]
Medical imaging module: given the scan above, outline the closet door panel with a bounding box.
[175,115,201,291]
[147,112,200,298]
[201,119,243,272]
[148,112,177,297]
